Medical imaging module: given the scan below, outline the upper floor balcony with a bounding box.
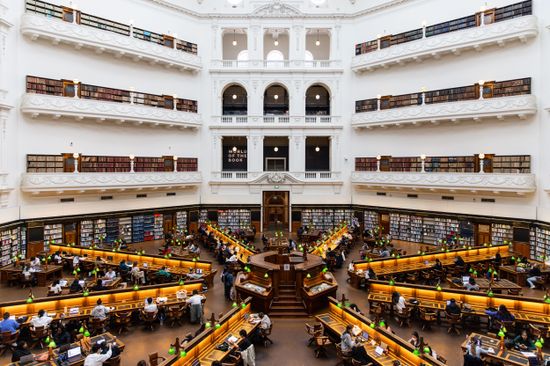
[22,0,201,72]
[210,59,343,73]
[210,115,342,129]
[352,78,536,129]
[21,76,201,129]
[352,154,535,195]
[352,1,537,73]
[22,154,200,194]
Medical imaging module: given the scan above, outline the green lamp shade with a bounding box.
[535,340,543,349]
[83,291,89,297]
[322,267,328,273]
[232,302,237,308]
[544,296,550,304]
[84,330,90,337]
[179,350,187,357]
[168,253,172,258]
[164,255,168,259]
[26,297,33,303]
[264,273,269,278]
[133,285,139,291]
[45,336,50,343]
[389,279,395,286]
[469,268,474,273]
[436,285,442,291]
[306,273,311,278]
[423,347,430,354]
[79,326,84,333]
[72,270,77,275]
[215,323,221,329]
[168,346,176,355]
[413,349,420,356]
[179,279,185,286]
[498,330,505,337]
[473,271,478,276]
[205,322,211,328]
[370,323,375,328]
[487,291,494,297]
[241,303,246,308]
[76,267,81,272]
[337,303,342,308]
[378,321,385,327]
[48,341,57,348]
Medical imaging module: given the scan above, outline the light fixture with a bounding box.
[315,94,320,100]
[478,80,485,86]
[232,30,237,46]
[129,154,135,160]
[173,155,178,161]
[479,153,485,160]
[376,94,381,99]
[315,146,320,152]
[128,19,134,26]
[420,154,426,160]
[421,20,427,27]
[274,37,279,46]
[310,0,327,6]
[73,152,79,159]
[315,30,320,46]
[72,79,79,85]
[232,146,238,152]
[376,155,381,160]
[273,94,279,100]
[274,147,279,152]
[232,94,237,100]
[227,0,243,7]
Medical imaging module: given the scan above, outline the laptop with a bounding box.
[462,276,470,284]
[361,331,369,341]
[67,346,82,361]
[374,346,384,357]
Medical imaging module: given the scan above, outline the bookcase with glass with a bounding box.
[530,227,550,261]
[154,214,164,240]
[491,223,513,245]
[217,209,252,230]
[175,211,188,233]
[0,227,27,266]
[364,211,379,231]
[44,223,63,251]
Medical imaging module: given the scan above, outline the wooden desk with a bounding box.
[51,244,216,286]
[300,230,322,243]
[349,245,510,286]
[302,272,338,315]
[309,225,349,259]
[499,265,550,286]
[461,333,550,366]
[7,332,125,366]
[367,281,550,327]
[205,225,257,263]
[0,282,204,324]
[234,273,273,313]
[316,298,444,366]
[160,299,257,366]
[447,278,522,293]
[0,265,63,286]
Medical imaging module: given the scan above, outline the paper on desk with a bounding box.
[521,352,537,357]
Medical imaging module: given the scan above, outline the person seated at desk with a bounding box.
[433,258,443,271]
[527,265,542,289]
[494,253,502,269]
[188,243,200,255]
[84,342,112,366]
[408,331,421,348]
[392,291,406,314]
[379,247,390,258]
[228,329,255,365]
[513,330,536,351]
[53,324,71,346]
[104,268,117,281]
[30,256,41,268]
[91,299,110,321]
[365,268,376,281]
[91,279,106,292]
[465,335,492,360]
[288,238,297,252]
[187,290,204,324]
[464,277,480,291]
[131,262,146,284]
[144,297,158,314]
[119,261,129,272]
[49,279,63,295]
[445,299,461,315]
[486,304,515,326]
[0,312,19,334]
[157,266,171,278]
[11,341,32,363]
[52,251,62,265]
[226,252,238,263]
[455,256,465,267]
[70,278,83,293]
[30,309,52,329]
[72,255,80,269]
[341,325,373,364]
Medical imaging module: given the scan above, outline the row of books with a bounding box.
[0,227,27,266]
[217,210,252,230]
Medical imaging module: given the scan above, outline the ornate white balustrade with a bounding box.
[351,171,536,195]
[20,13,202,72]
[352,16,538,73]
[211,115,341,129]
[20,93,202,129]
[351,95,537,129]
[210,59,343,73]
[21,171,202,194]
[210,171,342,184]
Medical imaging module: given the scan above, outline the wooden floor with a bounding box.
[0,236,546,366]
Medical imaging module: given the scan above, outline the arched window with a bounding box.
[305,84,330,116]
[223,85,247,115]
[266,50,285,67]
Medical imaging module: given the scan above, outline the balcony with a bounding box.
[352,154,535,195]
[209,59,343,73]
[21,76,201,129]
[352,2,537,73]
[21,0,201,72]
[352,78,535,129]
[21,171,202,194]
[210,115,342,129]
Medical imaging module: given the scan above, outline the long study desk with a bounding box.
[308,225,349,258]
[50,244,216,285]
[462,333,550,366]
[499,265,550,286]
[317,297,444,366]
[0,264,63,286]
[447,277,522,293]
[160,298,256,366]
[206,225,257,263]
[367,281,550,327]
[0,282,204,325]
[349,245,510,286]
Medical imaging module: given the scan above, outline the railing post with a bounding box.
[377,35,381,50]
[129,88,135,104]
[422,21,427,38]
[479,153,485,173]
[376,95,381,110]
[173,156,178,172]
[73,153,79,173]
[376,155,381,172]
[478,80,485,100]
[129,20,134,37]
[73,79,80,99]
[420,154,426,173]
[173,95,178,111]
[129,155,135,173]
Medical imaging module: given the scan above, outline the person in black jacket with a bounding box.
[527,265,542,289]
[11,341,32,362]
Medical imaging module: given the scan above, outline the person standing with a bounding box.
[224,270,234,301]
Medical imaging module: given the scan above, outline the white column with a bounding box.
[291,135,306,173]
[212,25,223,60]
[289,80,303,117]
[249,135,264,172]
[213,135,222,172]
[290,24,304,63]
[248,24,261,61]
[0,109,7,173]
[330,24,341,60]
[329,135,340,172]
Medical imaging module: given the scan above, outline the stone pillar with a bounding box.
[213,135,222,172]
[290,24,304,62]
[248,24,261,61]
[290,135,305,173]
[249,135,264,172]
[330,24,341,60]
[212,24,223,60]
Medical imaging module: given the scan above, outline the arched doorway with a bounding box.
[305,84,330,115]
[264,84,289,115]
[223,84,247,115]
[263,191,289,231]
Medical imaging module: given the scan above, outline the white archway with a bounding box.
[266,50,285,67]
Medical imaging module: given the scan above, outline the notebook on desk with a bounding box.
[374,346,384,357]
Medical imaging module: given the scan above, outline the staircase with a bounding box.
[270,283,309,318]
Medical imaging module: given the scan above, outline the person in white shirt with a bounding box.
[392,292,406,314]
[84,343,112,366]
[187,290,204,324]
[348,262,355,272]
[22,266,32,280]
[258,312,271,330]
[72,255,80,269]
[30,310,52,329]
[104,269,116,280]
[131,262,146,284]
[91,299,110,321]
[30,257,41,268]
[49,280,62,295]
[52,252,62,265]
[143,297,158,314]
[227,253,238,263]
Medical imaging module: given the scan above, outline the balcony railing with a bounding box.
[352,78,535,128]
[210,59,343,72]
[22,76,201,128]
[22,0,201,71]
[211,171,342,182]
[212,115,340,127]
[352,1,536,72]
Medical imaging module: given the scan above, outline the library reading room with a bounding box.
[1,0,550,365]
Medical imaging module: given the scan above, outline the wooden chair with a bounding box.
[396,307,412,327]
[104,355,121,366]
[314,335,332,358]
[507,288,522,296]
[165,305,185,327]
[141,310,158,331]
[352,360,373,366]
[368,302,386,319]
[89,317,108,335]
[419,308,437,330]
[20,273,33,288]
[305,323,324,347]
[112,311,131,335]
[335,343,352,366]
[260,323,273,347]
[6,272,19,287]
[30,326,49,349]
[0,331,19,356]
[148,352,166,366]
[446,312,461,335]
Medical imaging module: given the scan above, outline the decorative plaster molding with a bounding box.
[351,171,536,194]
[21,172,202,194]
[210,59,343,73]
[210,171,343,186]
[20,13,202,72]
[21,93,202,130]
[352,16,538,72]
[351,95,537,129]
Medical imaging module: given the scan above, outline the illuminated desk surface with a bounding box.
[367,281,550,327]
[447,277,521,292]
[0,265,64,286]
[206,225,257,263]
[309,225,349,258]
[462,333,550,366]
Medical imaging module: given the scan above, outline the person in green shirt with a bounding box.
[513,330,535,351]
[157,266,171,278]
